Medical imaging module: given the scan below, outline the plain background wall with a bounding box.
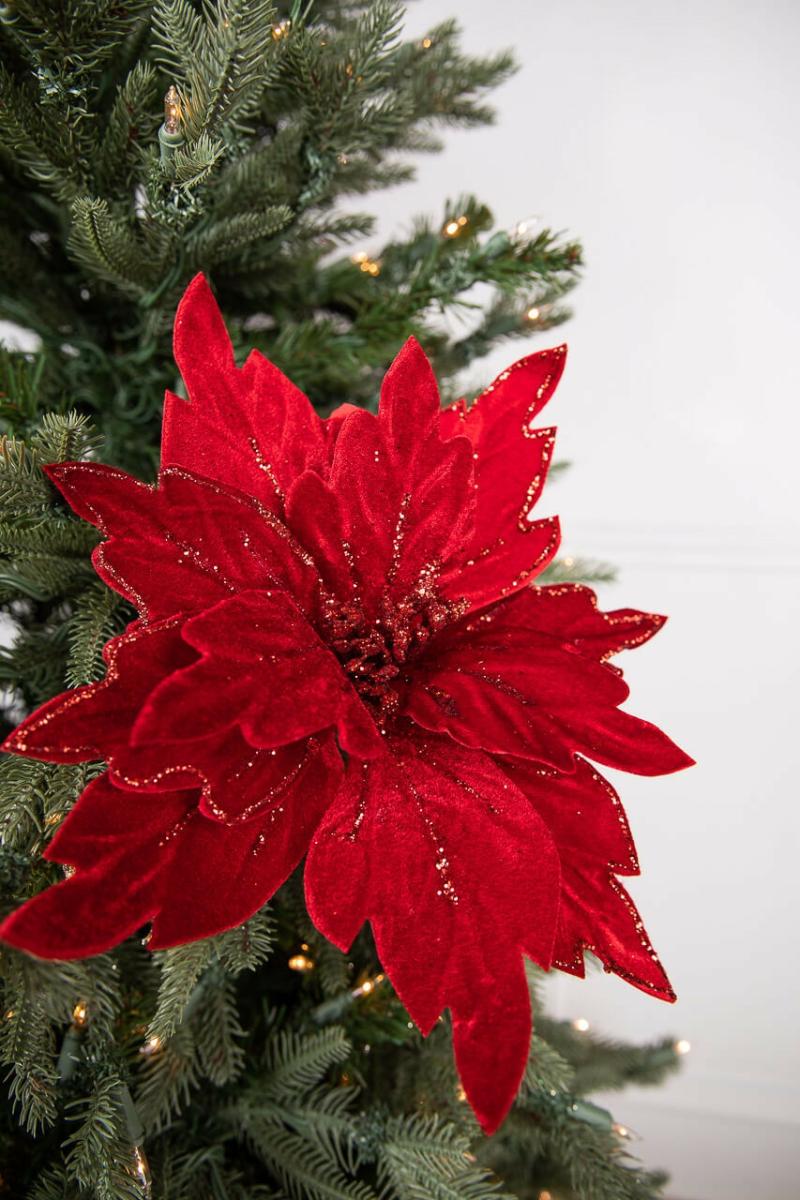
[366,2,800,1198]
[2,2,798,1197]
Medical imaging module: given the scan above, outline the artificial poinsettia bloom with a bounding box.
[1,274,692,1133]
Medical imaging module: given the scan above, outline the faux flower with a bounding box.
[1,275,692,1132]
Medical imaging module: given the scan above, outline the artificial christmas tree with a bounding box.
[0,3,691,1198]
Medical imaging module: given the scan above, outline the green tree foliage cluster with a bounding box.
[0,3,681,1197]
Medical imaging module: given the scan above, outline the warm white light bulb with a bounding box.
[163,85,181,135]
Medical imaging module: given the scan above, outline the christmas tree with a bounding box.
[0,3,690,1198]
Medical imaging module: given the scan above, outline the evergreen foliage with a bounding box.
[0,2,681,1197]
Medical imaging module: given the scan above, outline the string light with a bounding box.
[513,213,543,240]
[421,36,433,49]
[352,972,386,998]
[675,1038,691,1055]
[538,1192,553,1200]
[139,1034,162,1057]
[351,250,381,277]
[271,18,291,40]
[162,85,181,136]
[159,84,185,162]
[612,1122,635,1140]
[572,1016,590,1033]
[442,215,469,239]
[129,1145,152,1196]
[289,943,315,972]
[525,306,541,323]
[455,1083,467,1102]
[72,1000,89,1029]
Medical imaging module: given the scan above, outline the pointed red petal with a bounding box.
[329,340,474,615]
[497,755,674,1000]
[439,516,561,613]
[553,706,694,776]
[165,273,327,503]
[437,346,566,614]
[305,732,560,1133]
[3,616,314,824]
[407,589,693,777]
[516,584,667,660]
[0,739,341,959]
[2,618,193,763]
[149,735,342,947]
[284,470,355,600]
[406,625,630,770]
[132,590,380,759]
[378,337,442,462]
[0,774,186,958]
[555,870,675,1001]
[47,462,321,622]
[500,756,639,875]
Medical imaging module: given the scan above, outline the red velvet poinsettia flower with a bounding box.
[1,275,692,1134]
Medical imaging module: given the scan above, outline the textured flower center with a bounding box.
[321,572,465,726]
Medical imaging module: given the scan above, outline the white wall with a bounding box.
[368,2,800,1197]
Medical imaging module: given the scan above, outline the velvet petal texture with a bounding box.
[1,736,341,959]
[305,731,560,1134]
[131,590,381,760]
[497,756,675,1000]
[1,273,693,1137]
[164,273,330,507]
[46,462,322,623]
[438,348,566,613]
[404,587,693,776]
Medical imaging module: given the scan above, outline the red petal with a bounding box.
[132,590,381,759]
[150,735,342,946]
[3,618,313,824]
[0,739,341,959]
[46,463,321,622]
[113,728,314,826]
[500,756,639,875]
[497,755,674,1000]
[406,590,693,776]
[514,584,667,660]
[555,871,675,1001]
[552,706,694,776]
[284,470,355,601]
[378,337,441,464]
[165,274,327,504]
[305,731,560,1133]
[439,516,561,613]
[440,347,565,451]
[329,341,474,615]
[437,347,566,613]
[329,410,393,600]
[0,774,187,958]
[2,618,193,763]
[406,626,631,770]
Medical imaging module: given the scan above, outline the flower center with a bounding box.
[321,573,464,727]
